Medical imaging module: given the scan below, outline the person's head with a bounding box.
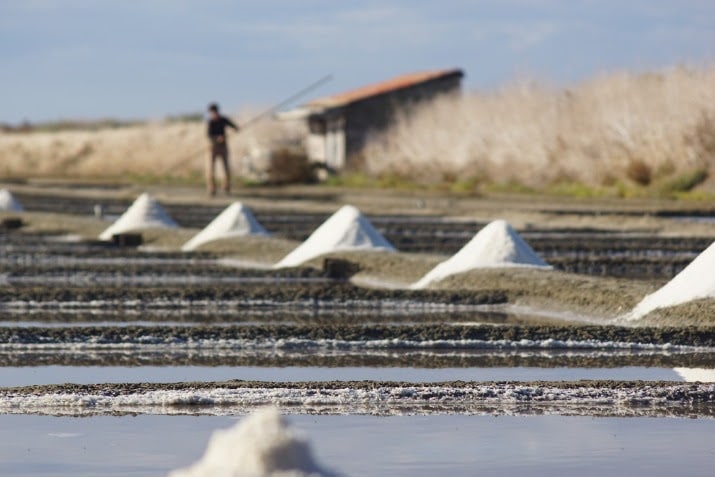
[208,103,220,119]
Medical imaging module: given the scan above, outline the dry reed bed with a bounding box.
[0,114,305,180]
[1,66,714,192]
[365,66,715,191]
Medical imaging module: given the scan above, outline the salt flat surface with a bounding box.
[0,365,709,387]
[99,193,178,240]
[0,414,713,477]
[182,202,268,252]
[413,220,550,289]
[629,240,715,319]
[275,205,395,268]
[0,189,23,212]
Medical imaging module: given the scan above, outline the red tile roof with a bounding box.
[307,68,463,109]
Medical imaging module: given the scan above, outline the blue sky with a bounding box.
[1,0,713,123]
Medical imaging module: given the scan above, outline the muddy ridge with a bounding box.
[0,324,714,346]
[0,283,507,305]
[2,351,713,369]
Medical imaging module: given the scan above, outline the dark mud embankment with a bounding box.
[1,324,714,347]
[2,350,713,369]
[0,282,507,306]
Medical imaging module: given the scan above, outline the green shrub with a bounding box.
[659,168,709,194]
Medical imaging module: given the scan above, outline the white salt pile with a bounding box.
[98,193,178,241]
[0,189,23,212]
[182,202,268,251]
[169,407,337,477]
[412,219,549,289]
[674,367,715,383]
[627,241,715,320]
[275,204,395,268]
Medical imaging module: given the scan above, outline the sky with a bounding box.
[1,0,713,123]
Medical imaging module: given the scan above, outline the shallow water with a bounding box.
[0,365,711,387]
[0,414,712,476]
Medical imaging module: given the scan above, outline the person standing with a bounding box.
[206,103,239,196]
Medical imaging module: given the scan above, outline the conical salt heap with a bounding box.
[275,204,395,268]
[0,189,23,212]
[412,219,549,289]
[98,193,178,241]
[627,241,715,320]
[182,202,268,251]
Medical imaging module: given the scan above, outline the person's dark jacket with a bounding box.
[207,116,238,139]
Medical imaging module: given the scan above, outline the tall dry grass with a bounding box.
[364,65,715,192]
[3,66,714,194]
[0,112,305,181]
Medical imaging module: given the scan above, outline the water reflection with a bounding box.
[0,414,713,476]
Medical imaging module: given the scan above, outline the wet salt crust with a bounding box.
[275,205,395,268]
[1,380,714,419]
[98,193,178,240]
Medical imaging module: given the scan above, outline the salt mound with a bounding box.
[182,202,268,251]
[169,407,337,477]
[412,219,549,289]
[275,205,395,268]
[98,193,178,241]
[628,241,715,320]
[0,189,23,212]
[674,367,715,383]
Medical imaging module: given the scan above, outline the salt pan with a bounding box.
[627,241,715,320]
[0,189,23,212]
[412,219,549,289]
[99,193,178,241]
[275,205,395,268]
[182,202,268,251]
[169,407,337,477]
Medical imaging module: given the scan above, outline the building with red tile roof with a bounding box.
[280,68,464,172]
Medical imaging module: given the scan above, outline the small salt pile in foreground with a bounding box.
[182,202,268,251]
[627,241,715,320]
[412,219,549,289]
[275,204,395,268]
[674,367,715,383]
[0,189,23,212]
[169,407,337,477]
[99,193,178,241]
